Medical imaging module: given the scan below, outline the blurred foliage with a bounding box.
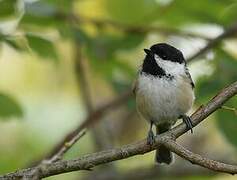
[0,0,18,19]
[105,0,159,25]
[21,1,64,27]
[0,93,23,118]
[196,49,237,102]
[3,37,27,52]
[26,34,58,61]
[196,48,237,148]
[156,0,237,26]
[0,0,237,179]
[83,32,140,79]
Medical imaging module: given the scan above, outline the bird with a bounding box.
[133,43,195,164]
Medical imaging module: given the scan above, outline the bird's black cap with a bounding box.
[149,43,185,64]
[142,43,186,76]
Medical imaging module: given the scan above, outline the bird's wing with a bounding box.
[184,67,195,89]
[132,70,141,95]
[132,77,138,95]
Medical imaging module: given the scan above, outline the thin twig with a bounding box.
[221,106,237,116]
[164,139,237,174]
[187,22,237,62]
[38,45,91,165]
[44,130,87,163]
[74,40,115,154]
[74,42,100,150]
[1,81,236,179]
[29,90,132,166]
[75,44,93,112]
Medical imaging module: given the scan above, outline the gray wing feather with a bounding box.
[133,69,142,95]
[185,67,195,89]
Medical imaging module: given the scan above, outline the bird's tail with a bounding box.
[155,124,174,164]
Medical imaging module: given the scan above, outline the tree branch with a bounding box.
[42,44,91,164]
[75,43,93,112]
[29,20,237,168]
[45,130,86,163]
[164,139,237,174]
[1,81,237,179]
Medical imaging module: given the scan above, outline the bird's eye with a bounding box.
[162,55,167,59]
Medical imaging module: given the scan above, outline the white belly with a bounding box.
[136,74,194,125]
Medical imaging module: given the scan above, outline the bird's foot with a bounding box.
[181,115,193,133]
[147,130,155,145]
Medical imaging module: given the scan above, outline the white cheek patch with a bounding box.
[154,54,160,61]
[154,53,185,75]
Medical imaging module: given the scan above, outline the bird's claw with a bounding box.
[147,130,155,145]
[182,115,193,133]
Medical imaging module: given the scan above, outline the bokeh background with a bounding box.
[0,0,237,179]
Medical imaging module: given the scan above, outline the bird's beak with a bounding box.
[144,49,152,56]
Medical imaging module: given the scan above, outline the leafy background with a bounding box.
[0,0,237,179]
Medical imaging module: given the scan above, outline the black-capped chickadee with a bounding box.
[134,43,195,164]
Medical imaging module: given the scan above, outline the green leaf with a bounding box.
[85,32,144,60]
[21,14,64,29]
[220,2,237,26]
[0,0,17,19]
[26,34,58,61]
[155,0,237,27]
[216,98,237,148]
[82,32,141,86]
[4,38,27,52]
[21,1,63,28]
[21,0,73,28]
[0,93,23,118]
[105,0,159,25]
[42,0,73,12]
[84,33,138,79]
[115,33,145,50]
[24,1,57,17]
